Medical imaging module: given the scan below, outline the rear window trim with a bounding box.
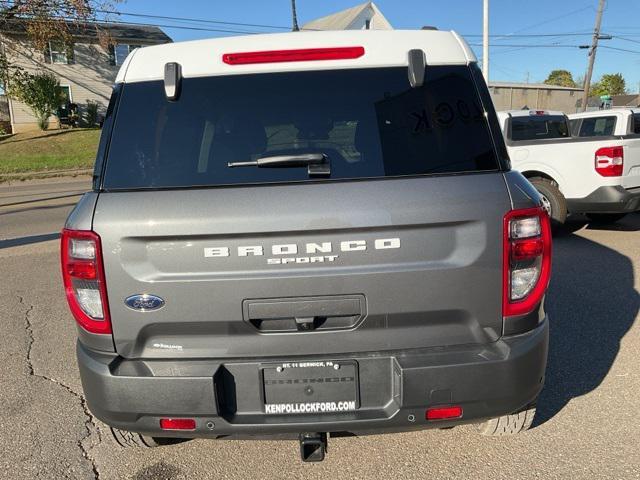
[98,169,502,193]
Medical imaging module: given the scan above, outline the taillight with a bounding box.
[61,229,111,334]
[222,46,365,65]
[503,207,552,318]
[595,146,624,177]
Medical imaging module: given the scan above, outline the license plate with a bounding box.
[262,360,358,414]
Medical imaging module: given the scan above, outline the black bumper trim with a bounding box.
[566,186,640,214]
[77,319,548,438]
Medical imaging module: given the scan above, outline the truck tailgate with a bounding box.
[93,174,510,359]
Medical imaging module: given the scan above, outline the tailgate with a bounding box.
[94,174,510,359]
[623,137,640,189]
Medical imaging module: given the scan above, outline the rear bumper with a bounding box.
[566,186,640,214]
[77,319,548,438]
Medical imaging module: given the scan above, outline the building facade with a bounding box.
[488,82,583,113]
[0,21,171,133]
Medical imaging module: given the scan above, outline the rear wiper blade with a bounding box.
[228,153,330,177]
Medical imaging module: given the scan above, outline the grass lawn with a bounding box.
[0,128,100,175]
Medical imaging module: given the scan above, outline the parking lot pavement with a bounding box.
[1,180,639,479]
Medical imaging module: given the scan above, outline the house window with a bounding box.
[110,44,141,66]
[365,19,371,29]
[48,41,73,64]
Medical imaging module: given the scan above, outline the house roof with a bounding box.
[0,18,172,43]
[612,94,640,107]
[489,81,582,91]
[302,1,393,31]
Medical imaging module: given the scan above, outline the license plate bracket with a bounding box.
[262,360,358,414]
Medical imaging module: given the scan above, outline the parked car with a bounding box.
[62,30,551,462]
[497,109,640,225]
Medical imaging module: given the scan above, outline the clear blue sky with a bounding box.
[109,0,640,91]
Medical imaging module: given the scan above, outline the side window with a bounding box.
[569,119,580,136]
[633,114,640,134]
[578,116,616,137]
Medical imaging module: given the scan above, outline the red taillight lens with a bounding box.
[426,406,463,420]
[595,146,624,177]
[503,207,552,318]
[160,418,196,430]
[61,229,111,334]
[222,46,365,65]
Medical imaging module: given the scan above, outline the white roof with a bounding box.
[499,109,565,117]
[568,108,637,119]
[116,30,476,83]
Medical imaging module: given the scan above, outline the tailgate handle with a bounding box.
[244,296,365,332]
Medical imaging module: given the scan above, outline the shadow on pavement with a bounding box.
[0,202,78,217]
[535,214,640,425]
[0,233,60,249]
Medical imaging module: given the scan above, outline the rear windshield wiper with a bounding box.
[228,153,330,177]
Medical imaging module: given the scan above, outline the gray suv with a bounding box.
[61,31,551,462]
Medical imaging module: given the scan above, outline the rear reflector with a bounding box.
[426,406,463,420]
[595,146,623,177]
[222,46,365,65]
[160,418,196,430]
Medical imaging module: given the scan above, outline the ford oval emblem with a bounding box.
[125,294,165,312]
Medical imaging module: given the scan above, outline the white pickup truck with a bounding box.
[497,109,640,224]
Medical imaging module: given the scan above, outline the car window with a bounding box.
[577,116,617,137]
[102,66,501,190]
[633,113,640,134]
[510,115,569,141]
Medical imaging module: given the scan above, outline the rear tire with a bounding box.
[586,213,627,224]
[110,427,188,448]
[529,177,567,226]
[477,403,537,436]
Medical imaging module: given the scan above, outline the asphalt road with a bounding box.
[1,178,639,479]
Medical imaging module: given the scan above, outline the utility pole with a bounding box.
[482,0,489,81]
[581,0,606,112]
[291,0,300,32]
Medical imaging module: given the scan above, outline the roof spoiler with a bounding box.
[164,62,182,101]
[407,49,427,88]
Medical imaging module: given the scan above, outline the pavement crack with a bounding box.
[18,295,102,479]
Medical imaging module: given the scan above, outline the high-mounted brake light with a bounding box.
[595,146,623,177]
[222,46,365,65]
[61,229,111,334]
[503,207,552,317]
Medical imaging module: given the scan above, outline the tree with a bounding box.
[0,1,123,50]
[544,70,577,88]
[8,71,63,130]
[591,73,627,97]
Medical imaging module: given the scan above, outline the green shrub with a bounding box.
[7,71,63,131]
[85,100,100,127]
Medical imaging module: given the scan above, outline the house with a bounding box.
[0,20,171,133]
[489,82,584,113]
[612,94,640,108]
[302,1,392,31]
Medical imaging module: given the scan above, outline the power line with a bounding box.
[469,43,583,48]
[601,45,640,55]
[0,0,293,32]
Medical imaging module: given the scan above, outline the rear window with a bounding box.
[633,113,640,134]
[510,115,569,141]
[576,116,617,137]
[102,66,500,189]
